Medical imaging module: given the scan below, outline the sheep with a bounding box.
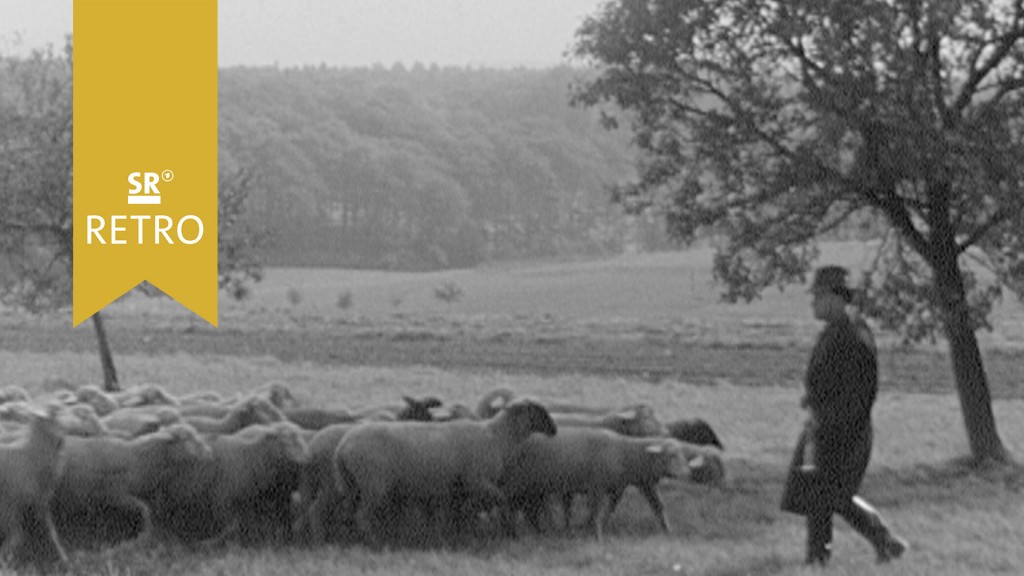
[59,404,109,438]
[152,422,310,545]
[255,381,300,410]
[499,428,704,541]
[292,423,358,543]
[50,424,213,548]
[0,386,30,406]
[475,387,516,419]
[177,390,227,406]
[281,407,358,431]
[349,396,444,422]
[551,404,667,438]
[111,383,180,408]
[665,417,725,450]
[431,403,479,422]
[0,405,68,570]
[333,399,556,545]
[101,406,182,439]
[74,385,120,416]
[184,396,284,435]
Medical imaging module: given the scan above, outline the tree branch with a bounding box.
[953,6,1024,113]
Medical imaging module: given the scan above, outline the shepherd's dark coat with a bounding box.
[782,315,877,513]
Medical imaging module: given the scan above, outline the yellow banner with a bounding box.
[73,0,218,327]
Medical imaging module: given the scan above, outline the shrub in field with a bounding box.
[434,282,463,307]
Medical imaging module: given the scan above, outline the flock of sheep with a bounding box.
[0,381,725,571]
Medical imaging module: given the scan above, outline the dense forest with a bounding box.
[219,65,651,270]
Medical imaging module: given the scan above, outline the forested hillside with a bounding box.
[219,65,644,269]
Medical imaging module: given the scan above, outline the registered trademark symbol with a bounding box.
[161,170,174,182]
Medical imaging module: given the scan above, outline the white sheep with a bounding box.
[152,422,310,545]
[51,424,213,547]
[74,385,121,416]
[0,405,68,570]
[101,406,182,439]
[293,423,357,543]
[333,399,556,545]
[184,396,284,435]
[111,383,180,408]
[552,404,667,438]
[499,428,706,541]
[475,387,516,419]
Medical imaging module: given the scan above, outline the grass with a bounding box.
[1,245,1022,575]
[1,349,1022,576]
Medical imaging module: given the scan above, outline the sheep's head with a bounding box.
[259,382,298,410]
[688,452,726,486]
[263,423,311,465]
[162,424,214,461]
[503,399,557,441]
[76,385,119,416]
[124,384,179,408]
[0,386,31,405]
[27,404,67,447]
[398,395,443,422]
[667,418,724,450]
[250,397,286,425]
[64,404,108,437]
[644,440,690,479]
[609,404,667,437]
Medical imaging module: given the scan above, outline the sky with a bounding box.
[1,0,608,68]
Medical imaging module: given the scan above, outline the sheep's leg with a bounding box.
[638,483,671,533]
[110,494,155,545]
[559,492,574,530]
[523,493,546,534]
[587,490,611,542]
[0,512,26,562]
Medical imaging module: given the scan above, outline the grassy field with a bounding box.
[1,245,1023,575]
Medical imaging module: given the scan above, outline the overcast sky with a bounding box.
[1,0,607,68]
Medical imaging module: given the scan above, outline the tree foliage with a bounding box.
[217,65,637,269]
[1,40,264,387]
[572,0,1024,463]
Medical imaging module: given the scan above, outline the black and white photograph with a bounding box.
[1,1,1022,574]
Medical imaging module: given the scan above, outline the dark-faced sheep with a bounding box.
[665,417,725,450]
[51,424,213,548]
[499,428,700,541]
[334,399,556,546]
[0,405,68,570]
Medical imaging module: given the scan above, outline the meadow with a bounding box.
[1,243,1022,575]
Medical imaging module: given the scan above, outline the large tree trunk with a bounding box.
[90,311,120,392]
[934,255,1009,464]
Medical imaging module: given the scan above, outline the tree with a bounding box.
[572,0,1024,464]
[1,40,263,390]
